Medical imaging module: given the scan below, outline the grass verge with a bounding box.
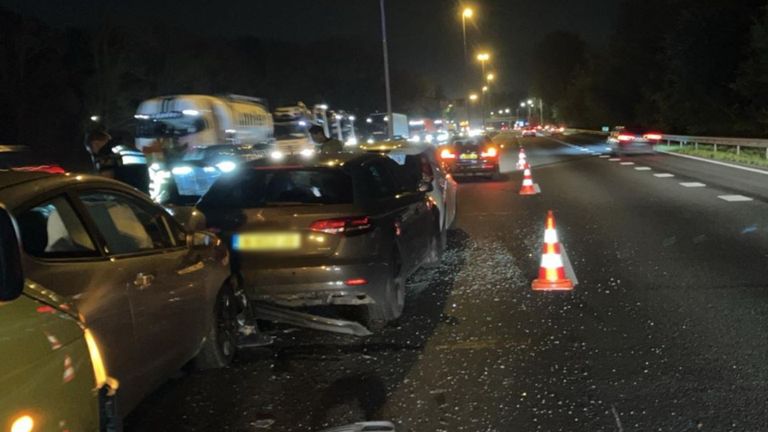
[656,144,768,169]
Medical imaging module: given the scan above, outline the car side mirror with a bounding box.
[418,178,434,193]
[188,231,218,249]
[0,206,24,301]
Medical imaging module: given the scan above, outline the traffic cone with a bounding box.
[516,148,527,170]
[532,210,574,291]
[519,163,538,195]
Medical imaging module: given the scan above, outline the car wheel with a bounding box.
[361,251,404,331]
[193,282,240,369]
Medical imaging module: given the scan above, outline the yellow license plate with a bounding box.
[233,233,301,251]
[460,153,478,159]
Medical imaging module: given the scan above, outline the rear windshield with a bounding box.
[200,168,353,208]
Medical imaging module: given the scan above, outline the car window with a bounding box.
[365,161,399,198]
[79,191,175,254]
[200,168,354,208]
[16,196,98,258]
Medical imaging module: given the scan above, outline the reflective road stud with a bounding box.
[532,210,574,291]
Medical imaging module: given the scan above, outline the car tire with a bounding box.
[193,282,240,369]
[361,251,404,331]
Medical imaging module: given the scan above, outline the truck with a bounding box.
[272,103,359,156]
[363,112,408,143]
[134,94,274,203]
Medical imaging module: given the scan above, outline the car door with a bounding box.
[14,194,138,407]
[74,189,207,410]
[366,159,431,275]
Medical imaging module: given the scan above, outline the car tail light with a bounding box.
[481,147,498,158]
[310,216,372,235]
[643,133,662,140]
[440,149,456,159]
[617,134,635,142]
[345,278,368,286]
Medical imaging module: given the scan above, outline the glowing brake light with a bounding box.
[643,133,662,140]
[345,278,368,286]
[617,134,635,142]
[481,147,498,158]
[310,216,371,235]
[440,149,456,159]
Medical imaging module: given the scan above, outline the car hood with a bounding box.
[0,281,85,385]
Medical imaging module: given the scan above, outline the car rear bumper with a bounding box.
[447,161,499,175]
[241,261,391,307]
[613,142,656,154]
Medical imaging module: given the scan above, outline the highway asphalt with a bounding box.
[126,133,768,431]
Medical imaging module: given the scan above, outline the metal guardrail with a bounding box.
[565,129,768,158]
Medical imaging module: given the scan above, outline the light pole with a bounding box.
[461,7,474,126]
[481,86,488,127]
[468,93,478,129]
[380,0,393,138]
[485,72,495,126]
[476,53,489,129]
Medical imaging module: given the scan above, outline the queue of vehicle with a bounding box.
[0,94,469,429]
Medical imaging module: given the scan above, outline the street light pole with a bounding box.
[461,8,473,128]
[380,0,393,139]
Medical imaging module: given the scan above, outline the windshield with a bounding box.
[135,115,206,139]
[200,168,353,208]
[274,123,309,140]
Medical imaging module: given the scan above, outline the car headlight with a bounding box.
[271,150,285,160]
[299,148,315,158]
[171,166,193,175]
[215,161,237,173]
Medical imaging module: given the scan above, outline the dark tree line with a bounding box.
[0,7,444,169]
[530,0,768,136]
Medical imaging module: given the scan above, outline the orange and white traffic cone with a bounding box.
[532,210,574,291]
[516,148,527,170]
[519,163,538,195]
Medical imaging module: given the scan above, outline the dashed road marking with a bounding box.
[654,173,675,178]
[634,167,652,171]
[609,158,621,161]
[620,162,635,165]
[599,155,610,158]
[718,194,753,202]
[679,182,706,188]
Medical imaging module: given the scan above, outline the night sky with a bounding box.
[0,0,620,96]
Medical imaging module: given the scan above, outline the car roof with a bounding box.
[0,171,142,209]
[245,152,384,170]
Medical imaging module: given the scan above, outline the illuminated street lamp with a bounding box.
[468,93,479,128]
[520,102,526,107]
[469,93,479,101]
[482,86,488,93]
[486,73,495,82]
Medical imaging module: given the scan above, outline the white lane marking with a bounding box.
[599,155,610,158]
[718,194,754,202]
[679,182,706,187]
[534,183,542,193]
[609,158,621,161]
[620,162,635,165]
[658,150,768,176]
[634,167,652,171]
[654,173,675,178]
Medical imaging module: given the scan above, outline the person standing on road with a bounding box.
[309,125,343,154]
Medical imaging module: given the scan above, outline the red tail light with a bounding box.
[310,216,372,235]
[481,147,498,158]
[440,149,456,159]
[643,133,662,140]
[345,278,368,286]
[617,134,635,142]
